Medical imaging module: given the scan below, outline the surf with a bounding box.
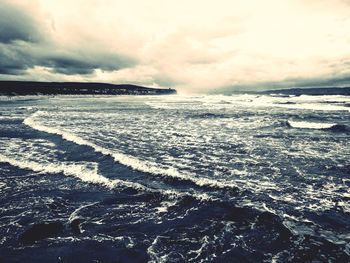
[23,111,239,191]
[0,153,146,191]
[287,120,349,132]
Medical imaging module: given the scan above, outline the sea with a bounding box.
[0,93,349,262]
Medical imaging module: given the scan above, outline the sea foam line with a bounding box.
[23,111,238,190]
[287,120,337,129]
[0,153,146,191]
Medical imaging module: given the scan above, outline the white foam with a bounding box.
[24,112,95,147]
[156,200,178,213]
[111,152,238,189]
[23,111,238,190]
[147,236,169,263]
[68,202,99,223]
[231,95,350,112]
[278,103,350,112]
[287,120,336,129]
[0,153,145,191]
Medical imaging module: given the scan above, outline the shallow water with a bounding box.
[0,94,349,262]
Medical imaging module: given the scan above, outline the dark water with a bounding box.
[0,94,349,262]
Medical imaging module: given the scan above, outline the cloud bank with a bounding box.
[1,0,350,93]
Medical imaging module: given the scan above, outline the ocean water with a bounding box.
[0,94,349,262]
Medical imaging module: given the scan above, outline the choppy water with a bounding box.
[0,94,349,262]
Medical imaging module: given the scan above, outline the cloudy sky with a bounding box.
[1,0,350,93]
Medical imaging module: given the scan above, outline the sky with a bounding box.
[1,0,350,93]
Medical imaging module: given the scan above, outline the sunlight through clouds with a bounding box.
[1,0,350,92]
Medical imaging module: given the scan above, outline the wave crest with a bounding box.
[23,111,238,190]
[286,120,349,132]
[0,153,146,191]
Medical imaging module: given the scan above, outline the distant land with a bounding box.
[211,86,350,96]
[259,87,350,96]
[0,81,177,96]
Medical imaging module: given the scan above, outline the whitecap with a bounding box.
[287,120,337,129]
[0,153,145,191]
[23,111,239,190]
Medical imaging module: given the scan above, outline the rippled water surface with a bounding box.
[0,94,349,262]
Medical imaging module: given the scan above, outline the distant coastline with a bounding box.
[0,81,177,96]
[259,87,350,96]
[211,86,350,96]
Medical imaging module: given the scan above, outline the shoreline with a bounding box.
[0,81,177,96]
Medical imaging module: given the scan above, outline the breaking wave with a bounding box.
[23,111,238,190]
[286,120,349,132]
[0,153,146,191]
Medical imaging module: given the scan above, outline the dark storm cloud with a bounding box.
[43,57,96,75]
[42,52,137,75]
[0,41,136,76]
[0,44,137,76]
[0,1,137,77]
[0,43,35,74]
[0,1,41,44]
